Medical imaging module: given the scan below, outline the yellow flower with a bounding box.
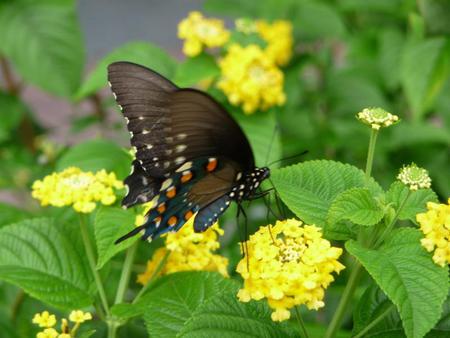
[178,11,230,57]
[218,44,286,114]
[37,328,58,338]
[32,167,123,213]
[58,335,71,338]
[397,163,432,191]
[236,219,345,321]
[417,199,450,267]
[32,311,57,328]
[356,107,399,130]
[256,20,293,66]
[68,310,92,324]
[135,201,154,226]
[137,218,228,284]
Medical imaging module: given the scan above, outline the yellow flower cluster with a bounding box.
[236,219,345,322]
[357,107,399,130]
[417,199,450,267]
[32,310,92,338]
[32,167,123,213]
[135,201,154,226]
[178,11,230,57]
[218,44,286,114]
[137,218,228,284]
[397,163,432,191]
[256,20,293,66]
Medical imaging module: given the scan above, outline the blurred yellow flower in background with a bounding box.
[256,20,293,66]
[32,167,123,213]
[137,218,228,284]
[69,310,92,324]
[417,199,450,267]
[37,328,58,338]
[236,219,345,321]
[178,11,229,57]
[218,44,286,114]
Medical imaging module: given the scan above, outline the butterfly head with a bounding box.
[230,167,270,201]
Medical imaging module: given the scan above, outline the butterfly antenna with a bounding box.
[267,150,309,168]
[263,123,280,167]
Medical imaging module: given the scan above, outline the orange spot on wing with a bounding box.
[181,171,193,183]
[166,187,176,199]
[154,216,162,224]
[184,210,194,221]
[157,203,166,214]
[206,158,217,172]
[168,216,177,226]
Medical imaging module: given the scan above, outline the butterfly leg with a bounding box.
[237,203,250,272]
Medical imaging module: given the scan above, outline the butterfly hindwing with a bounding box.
[194,195,232,232]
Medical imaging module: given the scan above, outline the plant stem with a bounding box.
[324,261,363,338]
[373,190,411,248]
[365,129,379,178]
[0,56,19,94]
[78,214,110,316]
[294,306,309,338]
[132,250,170,305]
[114,243,138,305]
[353,304,395,338]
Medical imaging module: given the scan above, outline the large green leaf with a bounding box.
[271,160,383,228]
[0,218,93,309]
[76,41,177,99]
[173,53,220,88]
[401,38,450,121]
[56,139,131,180]
[94,206,138,269]
[378,29,405,90]
[347,228,449,338]
[141,272,235,337]
[418,0,450,35]
[0,92,27,143]
[327,188,385,227]
[385,182,438,223]
[178,288,296,338]
[0,1,84,97]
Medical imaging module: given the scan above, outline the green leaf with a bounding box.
[386,182,438,222]
[94,206,138,269]
[141,272,235,337]
[0,1,84,97]
[178,288,296,338]
[418,0,450,35]
[0,218,93,309]
[293,1,346,39]
[271,160,383,228]
[76,41,177,99]
[401,38,450,121]
[378,29,405,90]
[328,188,385,227]
[388,122,450,150]
[0,92,27,143]
[235,111,282,168]
[346,228,449,338]
[173,53,220,87]
[353,284,403,336]
[77,330,96,338]
[56,139,131,179]
[0,203,30,228]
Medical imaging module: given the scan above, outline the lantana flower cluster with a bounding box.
[178,11,230,57]
[32,167,123,213]
[417,199,450,267]
[236,219,345,322]
[357,107,399,130]
[397,163,432,191]
[32,310,92,338]
[177,12,293,114]
[137,218,229,284]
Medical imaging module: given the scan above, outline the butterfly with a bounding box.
[108,61,270,243]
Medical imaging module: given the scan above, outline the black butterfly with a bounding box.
[108,62,270,243]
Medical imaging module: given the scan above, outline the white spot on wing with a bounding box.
[177,133,187,140]
[142,129,150,135]
[175,156,186,165]
[175,144,187,153]
[176,161,193,172]
[138,116,144,120]
[146,144,153,149]
[236,172,242,181]
[161,178,173,190]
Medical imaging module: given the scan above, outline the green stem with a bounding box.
[353,304,395,338]
[294,306,309,338]
[78,214,110,316]
[373,190,411,248]
[324,261,363,338]
[114,243,138,305]
[132,250,170,305]
[365,129,379,178]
